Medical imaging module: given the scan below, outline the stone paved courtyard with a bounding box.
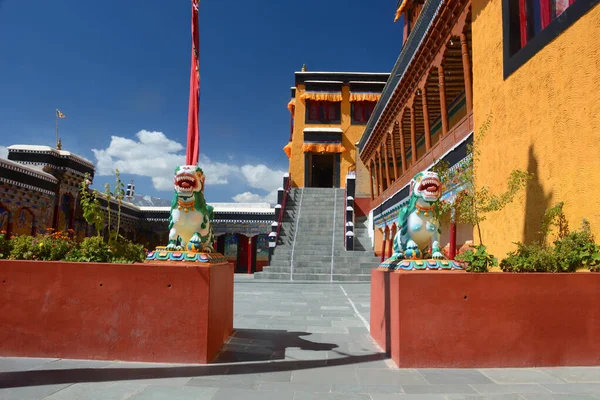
[1,276,599,399]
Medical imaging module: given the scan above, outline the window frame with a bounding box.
[502,0,599,78]
[351,101,377,125]
[305,100,342,124]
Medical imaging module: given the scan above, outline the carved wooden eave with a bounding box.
[360,0,471,162]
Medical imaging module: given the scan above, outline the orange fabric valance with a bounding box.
[302,143,346,154]
[349,92,381,102]
[394,0,409,22]
[283,142,292,158]
[300,92,343,102]
[287,99,295,114]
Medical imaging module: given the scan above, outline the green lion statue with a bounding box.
[165,165,215,252]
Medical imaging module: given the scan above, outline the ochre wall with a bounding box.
[288,85,370,189]
[472,0,600,258]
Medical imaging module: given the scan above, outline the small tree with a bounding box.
[432,114,531,245]
[113,169,125,239]
[79,174,105,237]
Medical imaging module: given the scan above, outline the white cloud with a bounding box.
[232,190,278,204]
[91,130,286,204]
[0,146,7,159]
[91,130,238,190]
[240,164,286,193]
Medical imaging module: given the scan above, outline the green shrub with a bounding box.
[112,236,146,264]
[500,242,560,272]
[9,234,36,260]
[35,231,75,261]
[455,244,497,272]
[553,219,600,271]
[74,236,112,263]
[0,231,11,259]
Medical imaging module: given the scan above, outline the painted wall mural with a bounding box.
[12,207,33,236]
[224,233,238,260]
[256,234,269,261]
[0,204,9,233]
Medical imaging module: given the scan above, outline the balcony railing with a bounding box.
[373,110,473,207]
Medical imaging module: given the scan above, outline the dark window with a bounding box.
[351,101,377,124]
[306,101,341,124]
[503,0,598,77]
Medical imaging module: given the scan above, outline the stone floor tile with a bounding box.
[445,395,524,400]
[293,392,371,400]
[540,367,600,383]
[30,359,113,370]
[42,381,147,400]
[186,377,258,390]
[370,395,447,400]
[541,383,600,394]
[480,369,565,384]
[402,384,477,394]
[128,385,218,400]
[0,384,72,400]
[356,369,428,385]
[471,383,552,395]
[0,357,58,373]
[291,366,359,384]
[330,383,404,394]
[257,381,331,393]
[212,388,294,400]
[522,395,599,399]
[419,369,494,385]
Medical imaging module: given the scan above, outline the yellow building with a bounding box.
[284,71,389,191]
[472,0,600,257]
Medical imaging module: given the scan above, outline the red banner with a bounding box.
[186,0,200,166]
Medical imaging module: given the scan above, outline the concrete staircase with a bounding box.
[254,188,380,282]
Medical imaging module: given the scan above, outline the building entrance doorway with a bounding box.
[310,154,335,188]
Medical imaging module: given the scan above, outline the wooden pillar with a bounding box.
[387,228,394,258]
[374,154,381,196]
[377,149,385,192]
[389,131,398,180]
[422,88,432,151]
[460,33,473,113]
[383,143,391,188]
[438,64,449,135]
[380,229,386,263]
[449,222,457,260]
[398,121,407,174]
[247,236,253,274]
[410,107,417,164]
[368,161,375,200]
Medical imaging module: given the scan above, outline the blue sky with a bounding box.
[0,0,402,203]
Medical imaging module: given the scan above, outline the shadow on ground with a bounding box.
[0,328,385,389]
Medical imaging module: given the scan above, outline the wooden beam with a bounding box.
[390,130,399,181]
[410,107,418,164]
[422,88,432,151]
[438,65,449,135]
[460,32,473,113]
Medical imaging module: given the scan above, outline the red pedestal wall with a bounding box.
[371,269,600,368]
[0,260,234,364]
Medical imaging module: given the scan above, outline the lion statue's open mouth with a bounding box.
[174,172,199,194]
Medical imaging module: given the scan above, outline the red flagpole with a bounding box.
[186,0,200,165]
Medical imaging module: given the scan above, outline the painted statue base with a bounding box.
[146,247,227,264]
[378,257,464,271]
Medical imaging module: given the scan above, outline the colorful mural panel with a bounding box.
[256,234,269,261]
[0,204,9,233]
[12,207,33,236]
[224,233,238,260]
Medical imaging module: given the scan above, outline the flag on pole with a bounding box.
[185,0,201,166]
[56,109,66,118]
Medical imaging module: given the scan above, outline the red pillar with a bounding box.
[449,222,457,260]
[380,230,387,263]
[247,236,253,274]
[387,230,394,259]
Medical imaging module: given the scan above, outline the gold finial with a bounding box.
[301,64,307,72]
[56,138,62,150]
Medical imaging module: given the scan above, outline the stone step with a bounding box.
[253,272,371,282]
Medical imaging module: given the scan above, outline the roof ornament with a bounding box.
[301,64,307,72]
